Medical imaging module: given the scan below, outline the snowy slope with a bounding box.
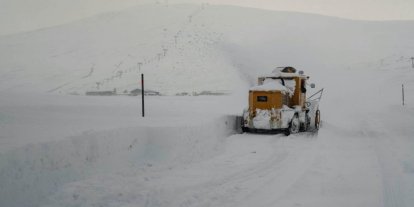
[1,3,414,207]
[0,0,154,35]
[1,4,414,94]
[0,4,245,95]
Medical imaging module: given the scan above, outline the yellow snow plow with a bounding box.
[241,67,323,135]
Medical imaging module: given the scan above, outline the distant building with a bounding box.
[129,88,161,96]
[85,91,116,96]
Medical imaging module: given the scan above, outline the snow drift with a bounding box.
[0,115,238,207]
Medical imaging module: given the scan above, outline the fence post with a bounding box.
[411,57,414,68]
[402,84,405,106]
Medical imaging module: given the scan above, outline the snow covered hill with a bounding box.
[1,3,414,95]
[1,3,414,207]
[0,4,244,95]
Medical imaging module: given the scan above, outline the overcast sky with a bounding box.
[1,0,414,35]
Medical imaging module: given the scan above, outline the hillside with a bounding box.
[1,4,414,95]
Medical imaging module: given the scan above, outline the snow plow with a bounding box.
[241,67,323,135]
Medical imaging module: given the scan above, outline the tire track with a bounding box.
[168,134,320,207]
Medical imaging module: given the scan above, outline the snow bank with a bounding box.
[0,115,238,207]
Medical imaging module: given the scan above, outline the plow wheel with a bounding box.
[289,114,300,135]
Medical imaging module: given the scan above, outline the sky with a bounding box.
[204,0,414,20]
[1,0,414,35]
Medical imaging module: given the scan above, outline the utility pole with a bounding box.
[141,74,145,117]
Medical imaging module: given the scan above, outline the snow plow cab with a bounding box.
[241,67,322,135]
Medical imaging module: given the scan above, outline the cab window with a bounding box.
[257,96,268,102]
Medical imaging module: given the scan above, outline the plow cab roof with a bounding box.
[258,66,309,80]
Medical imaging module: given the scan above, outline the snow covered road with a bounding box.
[40,116,413,207]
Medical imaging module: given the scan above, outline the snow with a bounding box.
[252,109,271,129]
[250,78,287,92]
[0,4,246,95]
[250,78,296,97]
[0,94,244,207]
[284,79,296,95]
[1,3,414,207]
